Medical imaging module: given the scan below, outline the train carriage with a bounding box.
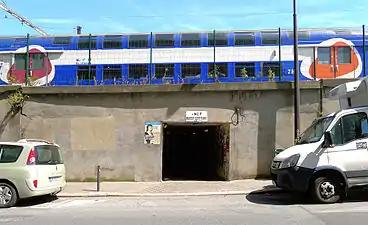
[0,28,366,86]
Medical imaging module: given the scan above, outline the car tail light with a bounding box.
[26,147,36,165]
[33,180,38,188]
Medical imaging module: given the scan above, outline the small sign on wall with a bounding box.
[144,121,161,145]
[185,111,208,122]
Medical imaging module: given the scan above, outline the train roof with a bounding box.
[0,27,366,39]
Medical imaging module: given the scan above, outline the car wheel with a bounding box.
[311,176,342,204]
[0,183,18,208]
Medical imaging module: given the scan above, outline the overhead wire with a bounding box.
[1,4,368,33]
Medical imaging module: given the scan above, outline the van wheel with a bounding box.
[311,176,342,204]
[0,183,18,208]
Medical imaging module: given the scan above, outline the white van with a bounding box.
[271,77,368,204]
[0,139,66,208]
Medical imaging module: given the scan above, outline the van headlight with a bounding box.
[279,154,300,169]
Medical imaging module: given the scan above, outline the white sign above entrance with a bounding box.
[185,111,208,122]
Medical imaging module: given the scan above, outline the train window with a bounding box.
[14,54,26,70]
[53,37,72,45]
[261,32,279,45]
[103,36,122,49]
[103,65,122,80]
[77,65,96,80]
[286,31,310,40]
[78,36,97,49]
[298,31,309,39]
[208,63,228,77]
[334,29,352,36]
[234,32,255,45]
[181,33,201,47]
[235,62,255,77]
[208,32,228,46]
[155,34,175,47]
[128,64,148,79]
[128,35,148,48]
[317,47,330,64]
[181,64,201,78]
[154,64,174,78]
[262,62,281,77]
[338,47,351,64]
[31,54,44,70]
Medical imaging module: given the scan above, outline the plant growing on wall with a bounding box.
[7,89,29,116]
[7,74,20,85]
[208,64,220,83]
[28,75,40,86]
[240,68,248,78]
[268,68,275,81]
[0,88,29,138]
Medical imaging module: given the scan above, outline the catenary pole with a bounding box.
[293,0,301,142]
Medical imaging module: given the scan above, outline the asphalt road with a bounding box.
[2,191,368,225]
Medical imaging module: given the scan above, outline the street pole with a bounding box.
[25,33,30,86]
[88,33,92,85]
[278,27,282,80]
[293,0,301,142]
[149,32,153,84]
[363,24,366,77]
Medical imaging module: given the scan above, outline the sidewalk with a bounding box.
[57,179,280,198]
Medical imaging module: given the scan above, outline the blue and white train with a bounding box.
[0,28,366,86]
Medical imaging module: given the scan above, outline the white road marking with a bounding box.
[26,199,74,209]
[54,199,104,208]
[24,199,106,209]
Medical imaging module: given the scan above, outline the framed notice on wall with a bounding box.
[144,121,162,145]
[185,111,208,122]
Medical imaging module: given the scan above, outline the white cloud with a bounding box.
[95,17,138,33]
[298,12,363,29]
[179,24,202,31]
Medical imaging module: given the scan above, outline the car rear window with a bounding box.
[35,145,64,165]
[0,145,23,163]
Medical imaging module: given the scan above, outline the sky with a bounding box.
[0,0,368,36]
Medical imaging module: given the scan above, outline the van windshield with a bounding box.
[296,116,334,145]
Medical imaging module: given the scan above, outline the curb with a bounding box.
[57,188,283,198]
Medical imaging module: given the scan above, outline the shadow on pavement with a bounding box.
[246,189,307,205]
[247,186,368,205]
[16,195,58,207]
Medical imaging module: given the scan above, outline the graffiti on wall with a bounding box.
[76,58,88,65]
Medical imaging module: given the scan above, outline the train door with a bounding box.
[29,52,47,83]
[10,52,49,85]
[316,44,358,79]
[334,45,358,78]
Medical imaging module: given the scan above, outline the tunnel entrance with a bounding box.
[162,123,230,181]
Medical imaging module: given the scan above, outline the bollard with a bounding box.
[96,165,101,192]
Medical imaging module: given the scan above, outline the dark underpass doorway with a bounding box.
[162,123,230,181]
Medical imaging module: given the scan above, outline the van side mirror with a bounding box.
[322,131,334,148]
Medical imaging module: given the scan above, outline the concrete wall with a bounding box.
[0,80,354,181]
